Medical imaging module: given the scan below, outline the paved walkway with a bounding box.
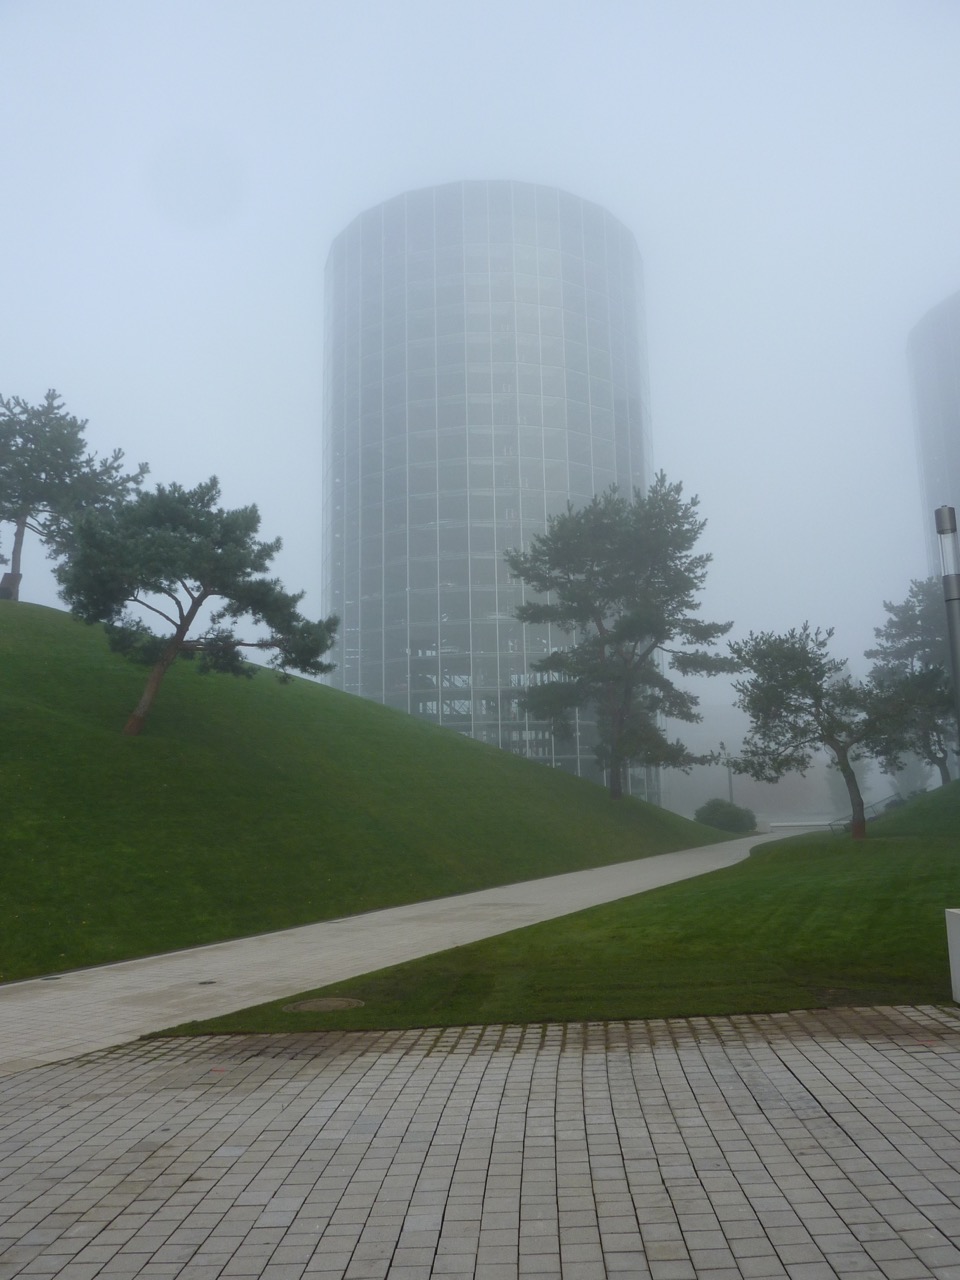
[0,836,779,1077]
[4,1007,960,1279]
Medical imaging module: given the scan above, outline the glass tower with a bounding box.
[321,180,653,785]
[909,290,960,575]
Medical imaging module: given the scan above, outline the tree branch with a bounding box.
[130,595,180,629]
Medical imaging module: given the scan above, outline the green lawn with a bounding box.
[162,784,960,1033]
[0,602,729,981]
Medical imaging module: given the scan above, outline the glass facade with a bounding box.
[321,180,653,787]
[909,290,960,575]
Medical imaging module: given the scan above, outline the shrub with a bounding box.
[694,797,757,833]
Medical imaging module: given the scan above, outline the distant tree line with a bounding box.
[505,469,956,833]
[729,581,955,839]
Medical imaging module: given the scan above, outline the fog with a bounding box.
[3,0,959,765]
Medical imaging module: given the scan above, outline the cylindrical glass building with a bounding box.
[321,180,653,785]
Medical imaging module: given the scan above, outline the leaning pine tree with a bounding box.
[505,474,735,799]
[56,476,339,735]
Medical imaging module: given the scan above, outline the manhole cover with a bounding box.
[282,997,365,1012]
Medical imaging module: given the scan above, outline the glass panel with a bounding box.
[408,433,437,464]
[438,430,468,459]
[469,492,494,520]
[518,395,541,426]
[469,461,494,488]
[568,463,594,496]
[410,626,438,655]
[470,556,497,586]
[470,524,496,553]
[438,491,466,522]
[471,623,498,655]
[521,491,545,522]
[518,365,541,397]
[410,665,439,691]
[439,622,470,653]
[516,333,540,364]
[542,398,566,429]
[540,307,563,338]
[492,395,516,426]
[439,525,469,556]
[383,495,406,527]
[409,558,438,589]
[409,498,437,530]
[515,275,538,304]
[409,592,439,625]
[439,590,470,622]
[520,457,543,487]
[437,392,466,425]
[439,558,469,588]
[468,428,493,458]
[544,460,568,489]
[494,459,519,488]
[539,275,562,307]
[438,460,468,492]
[590,378,613,410]
[516,303,540,334]
[542,429,566,460]
[568,433,592,464]
[566,369,589,403]
[408,464,437,496]
[384,661,408,693]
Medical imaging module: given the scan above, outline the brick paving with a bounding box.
[4,1006,960,1280]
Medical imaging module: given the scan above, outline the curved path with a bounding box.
[1,834,782,1076]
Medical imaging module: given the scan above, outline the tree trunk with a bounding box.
[122,594,207,735]
[7,519,26,601]
[122,635,182,735]
[834,747,866,839]
[936,754,951,786]
[608,756,624,799]
[606,700,628,799]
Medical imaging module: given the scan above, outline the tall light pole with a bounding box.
[935,505,960,747]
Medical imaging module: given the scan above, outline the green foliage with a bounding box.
[55,476,338,732]
[505,474,734,796]
[694,797,756,833]
[730,624,874,837]
[864,578,955,783]
[0,603,731,982]
[867,577,950,672]
[0,389,147,596]
[169,789,960,1032]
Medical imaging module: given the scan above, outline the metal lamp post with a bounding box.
[935,505,960,746]
[935,508,960,1001]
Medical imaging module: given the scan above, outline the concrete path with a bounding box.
[1,835,781,1077]
[4,1006,960,1279]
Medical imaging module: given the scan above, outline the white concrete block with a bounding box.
[946,909,960,1002]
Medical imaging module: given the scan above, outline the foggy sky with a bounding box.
[3,0,960,694]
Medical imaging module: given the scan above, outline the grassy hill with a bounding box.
[170,783,960,1033]
[0,602,728,982]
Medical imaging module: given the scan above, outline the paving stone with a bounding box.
[4,901,960,1280]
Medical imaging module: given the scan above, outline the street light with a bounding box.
[935,505,960,746]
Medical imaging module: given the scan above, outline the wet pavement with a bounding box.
[4,1006,960,1279]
